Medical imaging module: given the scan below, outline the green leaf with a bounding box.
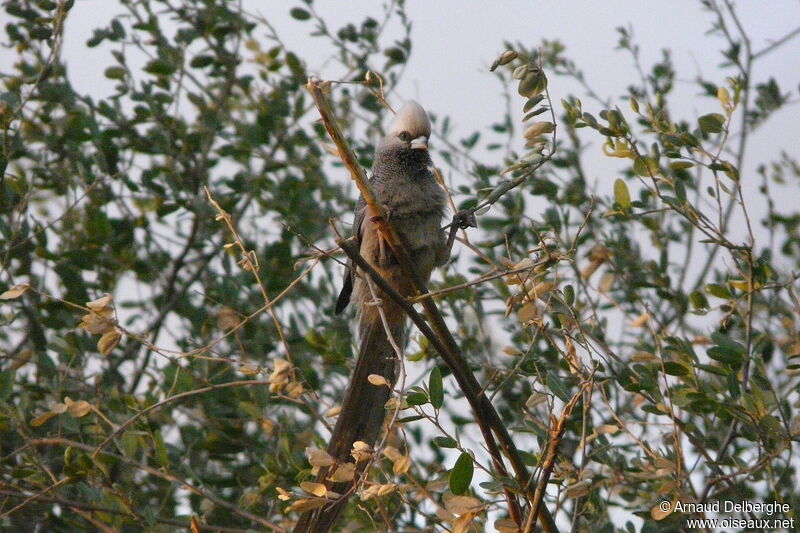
[710,332,746,356]
[759,414,786,439]
[154,430,168,467]
[705,283,732,299]
[428,367,443,410]
[433,436,457,448]
[449,452,474,495]
[563,284,574,306]
[674,178,686,204]
[546,370,571,402]
[633,156,658,177]
[290,8,311,20]
[110,19,126,39]
[689,290,709,311]
[406,392,428,406]
[707,332,746,365]
[120,432,139,457]
[144,59,176,76]
[190,55,215,68]
[104,66,126,80]
[523,106,550,121]
[680,132,700,147]
[707,346,743,364]
[670,161,695,170]
[30,26,53,40]
[695,363,729,377]
[384,47,406,63]
[523,95,545,113]
[698,113,726,134]
[0,368,14,400]
[397,415,424,423]
[662,361,689,377]
[614,178,631,208]
[727,371,740,400]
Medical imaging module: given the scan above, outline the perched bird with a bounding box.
[294,101,451,532]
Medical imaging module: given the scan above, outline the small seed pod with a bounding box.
[498,50,518,66]
[512,64,529,80]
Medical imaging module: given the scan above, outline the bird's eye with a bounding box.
[398,131,411,142]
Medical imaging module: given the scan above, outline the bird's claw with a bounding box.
[453,209,477,230]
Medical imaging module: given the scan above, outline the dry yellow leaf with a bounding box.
[327,463,355,483]
[631,351,658,362]
[359,484,380,501]
[299,481,327,497]
[377,483,396,496]
[382,446,403,462]
[79,312,114,335]
[50,402,68,414]
[86,293,114,312]
[30,411,56,427]
[239,363,260,376]
[367,374,389,387]
[268,358,291,393]
[285,381,305,398]
[527,281,554,300]
[216,307,239,330]
[502,346,523,357]
[595,424,619,435]
[631,313,650,327]
[307,448,334,468]
[512,257,535,270]
[518,302,538,323]
[598,272,615,293]
[392,454,410,475]
[651,500,674,521]
[729,279,749,291]
[351,441,372,463]
[67,400,92,418]
[452,512,478,533]
[285,497,326,514]
[525,393,547,410]
[564,480,591,498]
[0,283,30,300]
[97,329,121,356]
[444,495,483,516]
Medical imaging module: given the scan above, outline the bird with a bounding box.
[293,100,452,532]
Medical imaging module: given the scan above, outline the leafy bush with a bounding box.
[1,1,798,531]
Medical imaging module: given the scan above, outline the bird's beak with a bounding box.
[410,135,428,151]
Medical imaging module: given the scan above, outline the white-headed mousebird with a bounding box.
[293,101,473,532]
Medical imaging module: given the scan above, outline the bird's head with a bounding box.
[386,100,431,150]
[376,100,433,170]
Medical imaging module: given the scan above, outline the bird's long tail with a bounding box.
[293,301,405,533]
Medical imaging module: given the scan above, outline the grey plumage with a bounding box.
[294,101,448,533]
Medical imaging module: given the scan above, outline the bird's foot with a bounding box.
[452,209,477,229]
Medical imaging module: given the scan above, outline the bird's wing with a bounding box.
[334,195,367,314]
